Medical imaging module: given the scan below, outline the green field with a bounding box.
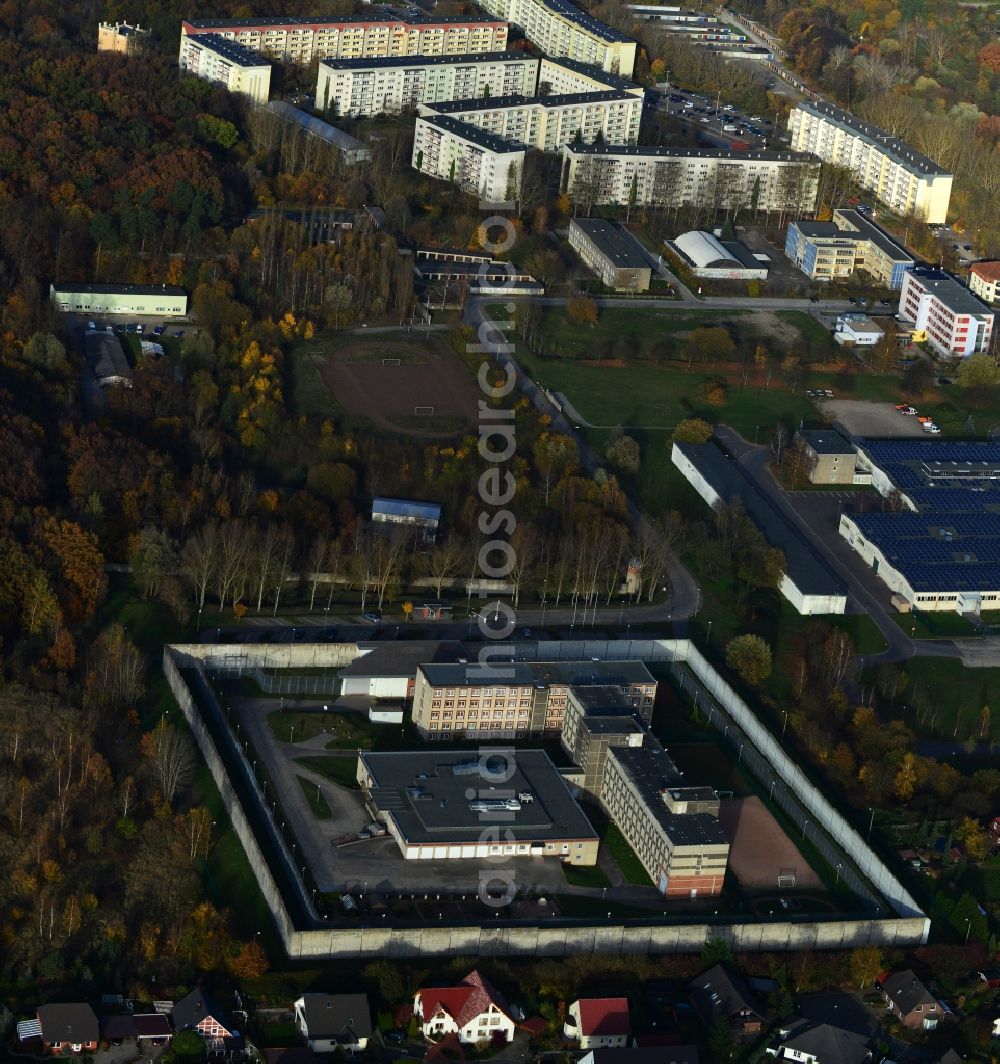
[562,863,612,889]
[294,755,362,789]
[601,821,653,887]
[296,775,332,819]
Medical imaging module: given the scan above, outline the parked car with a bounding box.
[901,406,918,415]
[880,298,893,305]
[895,402,910,410]
[153,325,165,336]
[923,422,941,434]
[938,376,953,386]
[810,295,820,303]
[362,610,382,623]
[86,320,96,331]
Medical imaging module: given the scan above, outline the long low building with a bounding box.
[357,749,600,864]
[419,90,642,152]
[265,100,371,166]
[316,52,538,117]
[413,252,543,301]
[788,100,953,225]
[476,0,637,76]
[181,14,509,65]
[51,282,188,316]
[671,440,847,615]
[560,143,820,214]
[568,217,651,291]
[413,114,527,202]
[82,331,132,388]
[178,33,272,102]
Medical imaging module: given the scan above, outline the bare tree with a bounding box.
[216,521,251,611]
[180,523,219,614]
[147,721,195,805]
[424,536,465,598]
[508,523,540,609]
[370,528,410,610]
[270,526,296,616]
[306,533,331,610]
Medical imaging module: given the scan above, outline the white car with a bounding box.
[723,123,739,132]
[923,422,941,434]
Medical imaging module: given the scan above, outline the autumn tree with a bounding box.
[566,294,598,326]
[725,634,773,686]
[955,816,989,861]
[894,752,917,802]
[849,945,884,990]
[957,354,1000,390]
[672,418,713,444]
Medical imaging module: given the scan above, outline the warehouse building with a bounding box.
[669,230,769,281]
[672,440,848,615]
[180,15,509,65]
[178,33,272,102]
[785,208,915,288]
[476,0,637,76]
[51,282,188,317]
[316,52,538,117]
[357,749,600,864]
[412,115,527,202]
[788,101,953,225]
[264,101,371,166]
[897,266,994,358]
[419,90,643,152]
[371,497,441,538]
[561,143,820,214]
[82,331,132,388]
[840,439,1000,614]
[568,218,651,292]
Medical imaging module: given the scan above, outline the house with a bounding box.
[101,1014,173,1046]
[881,969,943,1030]
[580,1050,697,1064]
[293,994,372,1056]
[413,970,515,1045]
[833,314,884,347]
[564,998,631,1049]
[171,990,240,1051]
[690,965,766,1036]
[36,1004,100,1055]
[767,1019,872,1063]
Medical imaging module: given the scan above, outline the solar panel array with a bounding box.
[854,441,1000,593]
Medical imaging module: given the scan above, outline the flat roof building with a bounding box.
[794,429,858,485]
[897,266,994,358]
[788,101,953,224]
[264,101,371,165]
[672,440,848,615]
[413,114,527,203]
[51,282,188,317]
[178,33,272,103]
[568,218,651,292]
[834,313,884,347]
[538,56,644,97]
[97,21,149,55]
[357,749,600,864]
[561,143,819,215]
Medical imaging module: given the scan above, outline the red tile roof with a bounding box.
[576,998,631,1037]
[418,970,510,1029]
[972,261,1000,282]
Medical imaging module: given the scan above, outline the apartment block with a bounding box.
[568,218,651,292]
[420,90,642,152]
[178,33,272,103]
[970,261,1000,304]
[601,746,729,898]
[181,15,508,65]
[785,208,914,288]
[538,56,644,97]
[561,143,820,214]
[413,115,526,202]
[410,660,656,740]
[788,101,953,225]
[316,52,537,117]
[97,21,150,55]
[898,266,994,358]
[559,685,645,798]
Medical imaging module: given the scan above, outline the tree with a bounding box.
[701,935,734,967]
[672,418,713,444]
[955,816,989,861]
[227,939,270,979]
[894,752,917,802]
[686,326,736,364]
[606,434,640,475]
[566,294,598,325]
[171,1031,207,1063]
[725,634,772,686]
[958,354,1000,390]
[849,945,884,990]
[423,537,465,598]
[142,720,195,805]
[130,527,178,600]
[706,1018,736,1060]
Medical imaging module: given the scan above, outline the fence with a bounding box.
[250,667,342,697]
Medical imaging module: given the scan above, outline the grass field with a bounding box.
[601,821,653,887]
[879,657,1000,741]
[294,755,361,789]
[296,775,333,819]
[562,863,612,889]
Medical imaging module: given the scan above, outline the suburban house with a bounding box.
[767,1019,872,1062]
[413,970,515,1045]
[171,990,240,1051]
[564,998,631,1049]
[293,994,372,1056]
[36,1003,100,1055]
[101,1014,173,1046]
[690,965,766,1037]
[881,970,944,1030]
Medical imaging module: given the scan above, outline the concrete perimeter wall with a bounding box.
[164,638,930,959]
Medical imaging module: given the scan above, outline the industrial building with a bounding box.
[840,440,1000,614]
[178,33,272,102]
[785,208,915,288]
[97,21,150,54]
[568,218,652,292]
[264,101,372,166]
[419,90,643,152]
[413,115,526,202]
[787,101,953,225]
[475,0,637,76]
[560,143,820,214]
[411,659,656,739]
[180,14,509,65]
[672,440,848,615]
[897,266,994,358]
[51,282,188,317]
[316,52,538,117]
[356,749,600,864]
[668,230,769,280]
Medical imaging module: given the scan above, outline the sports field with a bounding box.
[719,796,821,890]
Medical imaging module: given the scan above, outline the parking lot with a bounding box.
[820,399,931,438]
[655,86,784,150]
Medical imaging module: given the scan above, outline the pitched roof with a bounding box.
[882,969,936,1015]
[134,1015,173,1038]
[972,260,1000,283]
[171,990,233,1035]
[780,1020,870,1063]
[37,1004,100,1044]
[689,965,764,1024]
[295,994,372,1042]
[575,998,631,1037]
[587,1049,697,1064]
[418,970,510,1028]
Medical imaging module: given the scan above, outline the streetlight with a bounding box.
[802,819,809,840]
[835,862,842,886]
[965,917,972,945]
[781,710,789,739]
[769,779,776,800]
[867,807,876,841]
[738,742,745,765]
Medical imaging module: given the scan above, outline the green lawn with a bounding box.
[294,755,361,789]
[889,610,980,640]
[883,658,1000,741]
[268,709,340,743]
[296,775,333,819]
[562,863,612,889]
[601,821,654,887]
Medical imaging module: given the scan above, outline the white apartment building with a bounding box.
[561,143,820,214]
[419,90,642,152]
[178,33,272,102]
[788,101,953,225]
[970,262,1000,304]
[413,115,527,202]
[476,0,637,75]
[897,266,994,358]
[538,56,644,97]
[316,52,537,117]
[180,15,508,65]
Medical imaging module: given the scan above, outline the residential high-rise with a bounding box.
[178,33,272,102]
